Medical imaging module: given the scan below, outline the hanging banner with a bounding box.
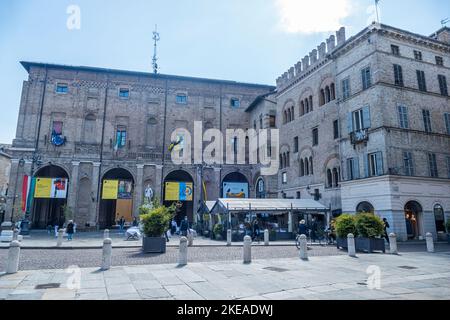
[102,180,119,200]
[118,180,133,199]
[223,182,249,199]
[26,178,36,213]
[22,176,30,212]
[51,178,68,199]
[165,182,193,201]
[34,178,53,198]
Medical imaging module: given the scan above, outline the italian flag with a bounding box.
[21,176,35,214]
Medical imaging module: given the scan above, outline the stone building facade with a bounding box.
[275,23,450,240]
[5,62,274,229]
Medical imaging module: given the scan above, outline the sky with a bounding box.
[0,0,448,144]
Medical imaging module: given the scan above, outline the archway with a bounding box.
[434,204,445,233]
[356,201,374,214]
[99,168,134,229]
[163,170,194,225]
[404,201,423,240]
[256,178,266,199]
[221,172,249,199]
[32,165,69,229]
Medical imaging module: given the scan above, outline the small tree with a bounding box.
[445,220,450,233]
[335,214,357,238]
[62,204,73,221]
[355,213,384,238]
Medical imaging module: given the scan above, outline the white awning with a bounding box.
[211,198,328,214]
[205,201,216,212]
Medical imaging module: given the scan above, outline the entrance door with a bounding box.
[404,201,423,240]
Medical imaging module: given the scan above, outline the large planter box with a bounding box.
[142,236,166,253]
[337,237,385,253]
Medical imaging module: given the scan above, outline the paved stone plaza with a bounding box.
[1,247,449,300]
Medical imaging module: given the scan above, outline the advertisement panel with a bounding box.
[34,178,53,199]
[118,180,133,199]
[102,180,119,200]
[222,182,249,199]
[165,182,193,201]
[51,178,68,199]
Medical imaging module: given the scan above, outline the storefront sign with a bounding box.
[102,180,119,200]
[165,182,193,201]
[34,178,68,199]
[222,182,249,199]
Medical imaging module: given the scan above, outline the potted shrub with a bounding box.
[335,214,357,249]
[213,223,224,241]
[354,213,385,253]
[446,220,450,244]
[140,203,173,253]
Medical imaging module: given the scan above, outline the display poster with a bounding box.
[102,180,119,200]
[118,180,133,199]
[165,182,193,201]
[222,182,249,199]
[34,178,52,199]
[51,178,68,199]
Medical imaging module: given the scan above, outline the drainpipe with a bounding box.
[160,78,169,202]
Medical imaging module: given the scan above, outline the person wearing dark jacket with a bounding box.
[298,220,308,236]
[180,217,189,237]
[383,218,390,243]
[66,220,74,241]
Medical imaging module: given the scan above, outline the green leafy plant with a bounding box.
[335,214,357,238]
[445,220,450,233]
[355,213,384,238]
[62,204,73,221]
[213,223,224,237]
[140,205,172,237]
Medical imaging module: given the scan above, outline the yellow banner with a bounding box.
[165,182,193,201]
[102,180,118,200]
[34,178,52,199]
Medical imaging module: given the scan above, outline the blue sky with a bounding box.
[0,0,448,143]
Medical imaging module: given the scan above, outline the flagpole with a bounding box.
[375,0,380,24]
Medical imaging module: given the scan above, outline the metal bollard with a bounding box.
[299,234,308,260]
[243,235,252,264]
[57,229,64,247]
[178,237,188,266]
[389,233,398,254]
[347,233,356,257]
[227,229,232,246]
[101,238,112,270]
[187,232,193,247]
[264,229,269,246]
[6,240,21,274]
[426,233,434,253]
[104,229,110,240]
[13,229,19,241]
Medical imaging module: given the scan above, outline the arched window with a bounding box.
[83,114,97,143]
[300,101,305,116]
[305,158,309,176]
[356,201,375,214]
[305,99,309,113]
[320,89,325,106]
[291,107,295,120]
[309,96,313,111]
[279,154,283,169]
[434,204,446,232]
[330,83,336,100]
[325,86,331,103]
[300,159,305,176]
[309,157,313,175]
[287,152,290,167]
[327,169,333,188]
[283,111,287,124]
[333,168,339,187]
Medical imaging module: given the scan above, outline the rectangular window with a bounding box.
[119,88,130,99]
[367,152,383,177]
[333,120,339,139]
[428,153,438,177]
[422,109,432,133]
[296,191,301,199]
[294,137,299,153]
[397,105,409,129]
[116,128,127,149]
[436,56,444,66]
[393,64,404,86]
[347,158,359,180]
[351,106,371,132]
[403,151,414,176]
[56,83,68,94]
[259,115,263,129]
[391,45,400,56]
[414,50,422,61]
[438,75,448,96]
[361,67,372,90]
[269,115,276,128]
[282,172,287,184]
[312,128,319,146]
[416,70,427,92]
[445,113,450,135]
[230,98,240,108]
[342,78,350,99]
[176,94,187,104]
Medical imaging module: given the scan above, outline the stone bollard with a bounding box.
[104,229,110,240]
[243,235,252,264]
[299,234,308,260]
[187,232,194,247]
[6,240,21,274]
[178,237,188,266]
[57,229,64,247]
[347,233,356,257]
[101,238,112,270]
[389,233,398,254]
[264,229,269,246]
[227,229,232,247]
[13,229,19,241]
[426,233,434,253]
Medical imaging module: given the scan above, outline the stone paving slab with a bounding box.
[1,251,449,300]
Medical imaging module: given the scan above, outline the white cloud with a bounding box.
[275,0,353,34]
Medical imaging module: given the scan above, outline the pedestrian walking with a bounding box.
[252,219,260,242]
[383,218,390,244]
[132,217,138,227]
[66,220,74,241]
[310,218,318,243]
[118,216,125,234]
[171,219,177,234]
[180,216,189,237]
[298,220,308,236]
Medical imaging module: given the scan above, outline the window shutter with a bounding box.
[347,112,353,134]
[353,157,360,179]
[376,152,383,176]
[364,154,369,178]
[362,106,371,129]
[445,113,450,134]
[347,159,352,180]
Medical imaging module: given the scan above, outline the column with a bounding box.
[68,162,80,222]
[133,164,144,218]
[4,160,20,223]
[155,165,163,201]
[194,166,202,223]
[288,211,293,233]
[90,162,101,227]
[213,167,222,199]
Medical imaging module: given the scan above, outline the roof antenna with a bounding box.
[442,18,449,28]
[152,25,160,74]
